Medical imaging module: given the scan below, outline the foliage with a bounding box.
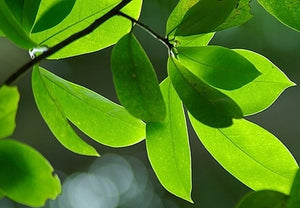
[0,0,299,207]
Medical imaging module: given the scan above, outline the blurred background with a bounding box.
[0,0,300,207]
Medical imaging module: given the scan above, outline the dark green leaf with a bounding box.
[111,33,166,122]
[287,169,300,208]
[236,190,288,208]
[172,33,214,47]
[189,116,299,194]
[168,57,243,128]
[0,139,61,207]
[177,46,260,90]
[146,78,192,202]
[258,0,300,32]
[0,85,20,139]
[37,66,145,148]
[175,0,238,36]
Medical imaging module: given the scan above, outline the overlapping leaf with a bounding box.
[287,168,300,207]
[189,116,299,194]
[168,57,243,127]
[146,78,192,202]
[0,139,61,207]
[111,33,166,122]
[172,33,214,47]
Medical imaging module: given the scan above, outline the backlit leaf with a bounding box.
[287,169,300,208]
[177,46,260,90]
[172,33,214,47]
[0,85,20,139]
[258,0,300,32]
[168,57,243,127]
[0,139,61,207]
[111,33,166,122]
[146,78,192,202]
[189,116,299,194]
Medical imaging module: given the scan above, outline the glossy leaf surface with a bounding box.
[177,46,260,90]
[37,66,145,147]
[220,49,295,115]
[30,0,142,59]
[0,85,20,139]
[111,33,166,122]
[190,116,299,194]
[0,139,61,207]
[172,33,214,47]
[32,66,99,156]
[146,78,192,202]
[287,169,300,208]
[168,57,243,127]
[258,0,300,32]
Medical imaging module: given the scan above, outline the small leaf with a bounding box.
[32,66,99,156]
[111,33,166,122]
[146,78,192,202]
[175,0,238,36]
[220,49,295,115]
[236,190,288,208]
[257,0,300,32]
[168,57,243,128]
[172,33,215,47]
[0,139,61,207]
[189,116,299,194]
[177,46,261,90]
[37,66,145,148]
[0,85,20,139]
[287,169,300,208]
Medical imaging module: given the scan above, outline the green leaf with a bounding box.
[32,0,76,33]
[37,66,145,148]
[32,66,99,156]
[0,139,61,207]
[236,190,288,208]
[168,57,243,128]
[111,33,166,122]
[146,78,192,202]
[219,49,295,115]
[177,46,261,90]
[189,116,299,194]
[0,29,4,36]
[287,169,300,208]
[0,85,20,139]
[174,0,238,36]
[0,0,36,49]
[257,0,300,32]
[30,0,142,59]
[172,33,214,47]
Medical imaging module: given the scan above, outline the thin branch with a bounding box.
[118,11,173,49]
[4,0,132,86]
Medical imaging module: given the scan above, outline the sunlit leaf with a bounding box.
[30,0,142,59]
[0,85,20,139]
[287,169,300,208]
[189,116,299,194]
[32,66,99,156]
[146,78,192,202]
[111,33,166,122]
[172,33,214,47]
[236,190,288,208]
[37,66,145,148]
[258,0,300,32]
[177,46,260,90]
[168,57,242,127]
[219,49,295,115]
[0,139,61,207]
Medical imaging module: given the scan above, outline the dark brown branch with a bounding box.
[4,0,132,86]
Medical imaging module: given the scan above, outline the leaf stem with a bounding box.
[118,11,174,49]
[3,0,132,86]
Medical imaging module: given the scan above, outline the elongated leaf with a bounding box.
[32,66,99,156]
[146,78,192,202]
[177,46,260,90]
[168,57,243,127]
[258,0,300,32]
[287,169,300,208]
[0,0,36,49]
[30,0,142,59]
[173,33,214,47]
[111,33,166,122]
[175,0,238,36]
[37,66,145,147]
[189,116,299,194]
[0,139,61,207]
[219,49,295,115]
[0,86,20,139]
[236,190,288,208]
